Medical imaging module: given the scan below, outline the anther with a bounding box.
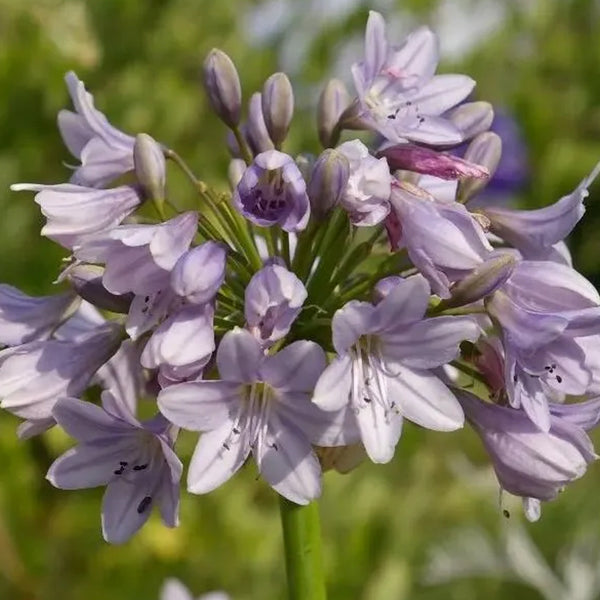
[133,464,148,471]
[137,496,152,514]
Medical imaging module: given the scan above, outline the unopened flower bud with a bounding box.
[317,78,350,148]
[202,48,242,128]
[307,149,350,220]
[67,264,133,313]
[133,134,166,209]
[262,73,294,147]
[458,132,503,202]
[378,144,489,181]
[443,253,517,309]
[247,92,274,154]
[447,102,494,140]
[228,158,246,189]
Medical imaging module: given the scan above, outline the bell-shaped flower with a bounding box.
[244,264,307,346]
[47,390,182,544]
[161,579,230,600]
[0,285,78,346]
[337,140,392,226]
[158,328,357,505]
[313,275,480,463]
[351,12,474,145]
[0,323,121,420]
[233,150,310,232]
[389,180,492,298]
[458,390,599,515]
[10,183,143,249]
[75,212,198,296]
[58,72,135,188]
[486,260,600,431]
[481,162,600,259]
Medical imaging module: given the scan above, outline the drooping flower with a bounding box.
[313,275,480,463]
[389,180,492,298]
[58,72,136,188]
[0,285,78,346]
[10,183,143,249]
[486,260,600,431]
[158,328,357,504]
[458,389,600,520]
[351,11,474,145]
[233,150,310,231]
[47,391,182,544]
[244,264,307,346]
[75,211,198,296]
[0,322,121,420]
[337,140,392,226]
[160,578,230,600]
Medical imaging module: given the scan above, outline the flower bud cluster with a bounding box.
[3,9,600,545]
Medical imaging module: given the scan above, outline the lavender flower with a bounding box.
[389,181,492,298]
[58,72,135,187]
[337,140,392,226]
[307,149,350,219]
[317,79,350,148]
[487,260,600,430]
[203,49,242,129]
[158,328,356,504]
[0,323,121,420]
[246,93,275,154]
[244,264,307,345]
[0,285,78,346]
[458,390,600,517]
[233,150,310,231]
[133,133,166,204]
[10,183,143,249]
[47,391,182,544]
[351,11,474,145]
[313,276,480,463]
[262,72,294,147]
[75,211,198,295]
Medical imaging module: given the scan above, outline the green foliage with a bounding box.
[2,1,600,598]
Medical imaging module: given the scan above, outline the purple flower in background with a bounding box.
[158,328,356,504]
[351,11,474,145]
[458,390,600,520]
[389,180,492,298]
[482,162,600,259]
[58,72,136,188]
[313,276,480,463]
[0,323,121,421]
[0,285,78,346]
[245,264,307,345]
[233,150,310,231]
[487,260,600,430]
[47,391,182,544]
[161,579,230,600]
[75,212,198,296]
[337,140,392,226]
[10,183,143,249]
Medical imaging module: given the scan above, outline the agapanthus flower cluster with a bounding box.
[4,10,600,544]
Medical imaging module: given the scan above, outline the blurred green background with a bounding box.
[2,0,600,598]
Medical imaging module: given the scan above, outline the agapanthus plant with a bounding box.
[3,9,600,599]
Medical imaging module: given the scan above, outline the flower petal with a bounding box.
[216,328,263,383]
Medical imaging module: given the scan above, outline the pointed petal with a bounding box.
[331,301,376,354]
[374,274,430,330]
[216,328,263,383]
[47,439,136,489]
[261,340,326,392]
[158,381,239,432]
[381,315,480,368]
[187,419,251,494]
[363,11,388,81]
[387,366,464,431]
[257,411,322,505]
[312,355,353,411]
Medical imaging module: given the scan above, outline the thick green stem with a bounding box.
[279,497,327,600]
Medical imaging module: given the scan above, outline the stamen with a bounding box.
[136,496,152,514]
